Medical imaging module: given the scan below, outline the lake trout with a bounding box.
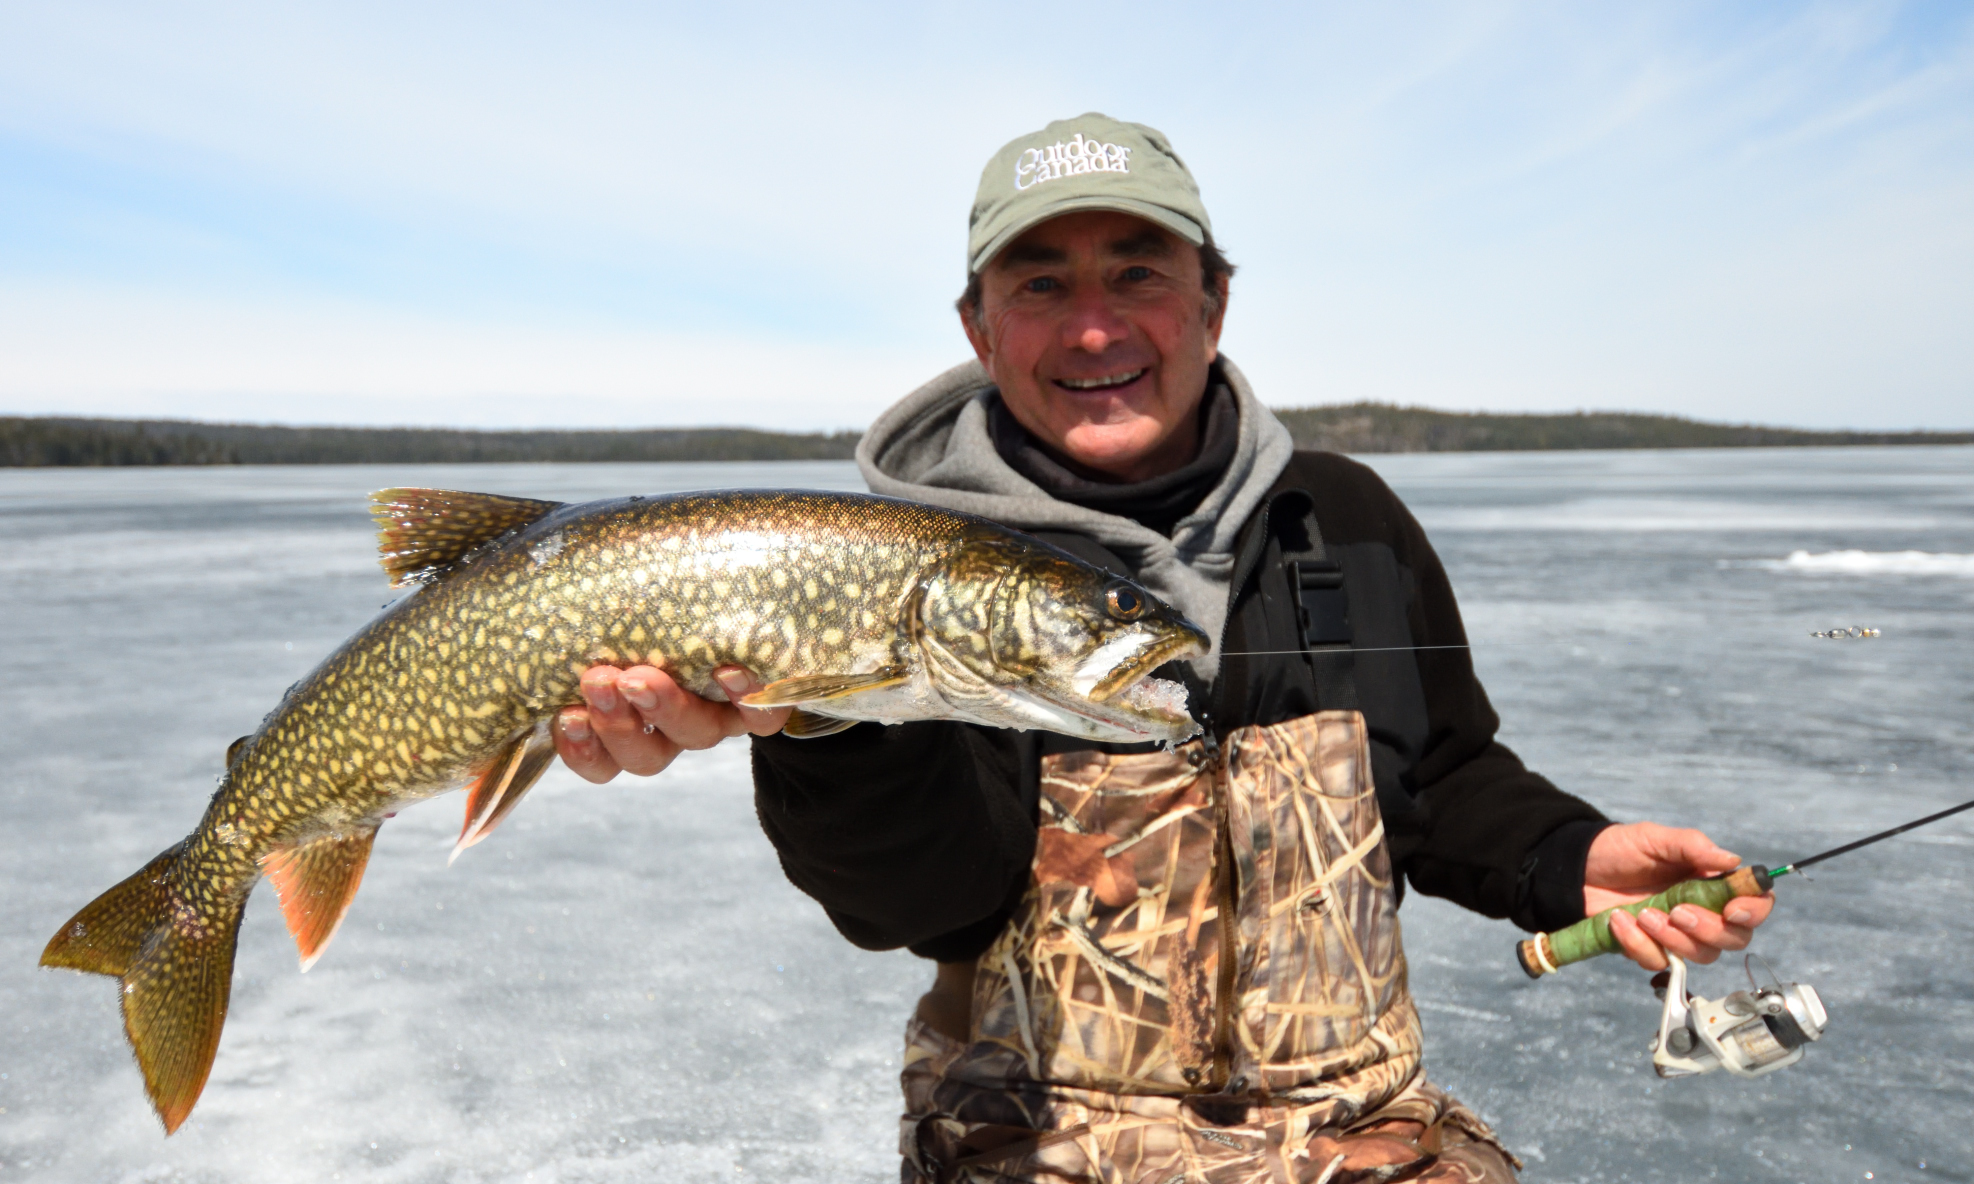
[41,487,1207,1133]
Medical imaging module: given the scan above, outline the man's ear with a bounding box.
[959,299,993,368]
[1203,276,1229,363]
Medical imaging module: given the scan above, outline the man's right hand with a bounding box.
[553,664,792,783]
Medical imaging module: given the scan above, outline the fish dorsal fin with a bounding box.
[370,488,563,588]
[741,666,908,708]
[259,827,380,971]
[452,724,556,863]
[780,709,859,739]
[225,736,249,768]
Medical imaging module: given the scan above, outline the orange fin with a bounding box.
[259,829,379,971]
[742,666,906,707]
[43,842,243,1135]
[369,488,563,588]
[780,708,858,739]
[452,724,556,863]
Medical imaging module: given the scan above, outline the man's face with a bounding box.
[962,210,1227,483]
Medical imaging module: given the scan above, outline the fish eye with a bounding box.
[1105,582,1146,620]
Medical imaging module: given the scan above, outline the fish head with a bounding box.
[917,540,1208,743]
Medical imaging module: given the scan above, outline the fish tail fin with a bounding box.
[41,842,243,1134]
[41,843,182,976]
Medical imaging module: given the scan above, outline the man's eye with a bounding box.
[1119,265,1153,282]
[1024,276,1059,293]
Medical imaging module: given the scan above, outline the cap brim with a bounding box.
[969,195,1206,274]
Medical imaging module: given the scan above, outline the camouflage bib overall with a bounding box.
[901,711,1516,1183]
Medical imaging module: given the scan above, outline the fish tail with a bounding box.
[41,842,243,1134]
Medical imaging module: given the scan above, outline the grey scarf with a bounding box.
[856,356,1295,681]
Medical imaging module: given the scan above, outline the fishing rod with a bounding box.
[1517,794,1971,1080]
[1516,795,1974,979]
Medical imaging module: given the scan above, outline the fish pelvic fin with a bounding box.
[42,842,242,1135]
[452,723,556,863]
[742,666,907,708]
[779,709,859,739]
[370,488,563,588]
[259,829,380,971]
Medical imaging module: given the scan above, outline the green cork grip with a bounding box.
[1516,865,1772,978]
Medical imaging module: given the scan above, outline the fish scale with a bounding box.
[41,486,1207,1135]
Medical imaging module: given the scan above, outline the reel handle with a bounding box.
[1516,865,1772,978]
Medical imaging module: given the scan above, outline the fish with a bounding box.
[40,487,1208,1133]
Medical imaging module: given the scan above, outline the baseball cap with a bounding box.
[966,113,1211,274]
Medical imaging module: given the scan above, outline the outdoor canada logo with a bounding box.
[1014,133,1131,190]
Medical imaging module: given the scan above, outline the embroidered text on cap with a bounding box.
[1015,134,1132,191]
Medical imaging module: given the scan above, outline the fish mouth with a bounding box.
[1087,629,1206,705]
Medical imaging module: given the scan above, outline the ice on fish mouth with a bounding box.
[1115,674,1190,717]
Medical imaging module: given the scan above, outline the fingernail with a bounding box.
[621,677,657,711]
[1725,907,1752,925]
[561,710,591,742]
[714,668,750,696]
[1638,909,1666,932]
[584,683,618,712]
[1671,908,1699,931]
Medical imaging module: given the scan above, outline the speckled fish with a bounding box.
[40,487,1207,1133]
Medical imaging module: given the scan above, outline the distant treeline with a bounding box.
[0,417,862,467]
[1273,403,1974,454]
[4,407,1970,467]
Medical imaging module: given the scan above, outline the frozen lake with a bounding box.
[2,448,1970,1183]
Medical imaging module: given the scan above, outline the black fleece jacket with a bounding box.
[751,445,1609,962]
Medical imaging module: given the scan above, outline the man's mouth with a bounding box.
[1054,368,1147,392]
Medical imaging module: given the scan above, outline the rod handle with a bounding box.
[1516,865,1772,978]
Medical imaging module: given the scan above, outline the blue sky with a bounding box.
[1,2,1968,430]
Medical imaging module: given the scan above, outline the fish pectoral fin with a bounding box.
[779,709,860,739]
[259,828,379,972]
[452,725,556,863]
[741,666,908,708]
[370,488,564,588]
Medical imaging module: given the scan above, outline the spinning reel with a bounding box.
[1648,954,1828,1079]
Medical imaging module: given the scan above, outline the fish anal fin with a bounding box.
[369,488,563,588]
[742,666,907,708]
[780,709,859,739]
[453,725,555,862]
[259,829,379,971]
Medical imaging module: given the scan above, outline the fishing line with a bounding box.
[1219,627,1890,658]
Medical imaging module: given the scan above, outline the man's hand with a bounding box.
[553,664,792,783]
[1584,822,1775,971]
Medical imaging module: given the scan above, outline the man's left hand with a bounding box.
[1584,822,1775,971]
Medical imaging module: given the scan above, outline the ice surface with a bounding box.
[3,450,1971,1182]
[1773,550,1974,577]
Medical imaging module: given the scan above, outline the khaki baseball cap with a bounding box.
[967,113,1211,274]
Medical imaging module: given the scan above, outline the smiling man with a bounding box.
[557,115,1769,1181]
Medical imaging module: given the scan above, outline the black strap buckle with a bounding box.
[1292,560,1351,648]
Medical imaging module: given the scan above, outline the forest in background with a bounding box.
[4,407,1969,466]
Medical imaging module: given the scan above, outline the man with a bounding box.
[555,115,1772,1181]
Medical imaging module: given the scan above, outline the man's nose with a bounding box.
[1065,301,1129,353]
